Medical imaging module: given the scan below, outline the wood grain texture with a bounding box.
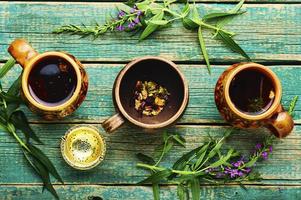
[1,63,300,124]
[0,3,301,62]
[1,125,301,184]
[2,185,301,200]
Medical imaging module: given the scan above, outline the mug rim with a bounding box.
[114,56,189,129]
[22,51,82,111]
[224,62,282,120]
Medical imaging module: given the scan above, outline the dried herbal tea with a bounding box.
[133,81,170,116]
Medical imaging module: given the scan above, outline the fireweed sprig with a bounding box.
[53,0,250,74]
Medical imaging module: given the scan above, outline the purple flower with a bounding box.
[244,168,252,174]
[232,160,244,168]
[118,10,126,19]
[116,25,125,31]
[137,10,143,16]
[255,143,262,150]
[130,7,136,13]
[262,151,268,160]
[215,172,224,178]
[237,171,244,177]
[269,146,273,153]
[128,22,136,29]
[225,167,239,178]
[134,17,140,24]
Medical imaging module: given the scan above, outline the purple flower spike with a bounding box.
[137,10,143,16]
[269,146,273,153]
[255,143,262,150]
[116,25,125,31]
[244,168,252,174]
[262,151,268,160]
[134,17,140,24]
[232,160,244,168]
[118,10,126,19]
[128,22,136,29]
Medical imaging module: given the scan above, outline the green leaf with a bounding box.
[136,153,156,165]
[173,146,202,170]
[217,0,245,27]
[0,121,8,132]
[190,178,200,200]
[244,157,258,168]
[10,111,42,144]
[191,4,200,22]
[181,3,190,18]
[193,142,210,169]
[7,75,21,96]
[208,148,234,168]
[172,134,186,147]
[198,26,211,74]
[149,20,169,25]
[288,95,298,115]
[27,144,63,183]
[153,183,160,200]
[0,58,16,79]
[218,31,251,61]
[0,92,22,103]
[177,184,186,200]
[140,12,164,40]
[22,148,59,200]
[139,169,172,184]
[203,11,245,21]
[182,16,199,30]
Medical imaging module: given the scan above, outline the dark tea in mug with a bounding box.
[229,68,275,115]
[28,56,78,107]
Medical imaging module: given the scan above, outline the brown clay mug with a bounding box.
[8,39,88,120]
[102,56,189,133]
[215,62,294,138]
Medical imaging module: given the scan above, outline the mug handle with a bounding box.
[8,39,38,68]
[102,113,125,133]
[266,105,294,138]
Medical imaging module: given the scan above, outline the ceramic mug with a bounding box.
[102,56,189,133]
[215,62,294,138]
[8,39,88,120]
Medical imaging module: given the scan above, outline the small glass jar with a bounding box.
[61,125,106,170]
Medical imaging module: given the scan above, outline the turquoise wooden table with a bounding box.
[1,0,301,199]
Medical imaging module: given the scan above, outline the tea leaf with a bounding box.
[203,11,245,21]
[140,12,164,40]
[27,144,63,183]
[190,178,200,200]
[218,31,251,61]
[22,148,59,200]
[152,183,160,200]
[0,58,16,78]
[288,95,298,115]
[198,26,211,74]
[139,169,172,184]
[136,153,156,165]
[10,111,42,144]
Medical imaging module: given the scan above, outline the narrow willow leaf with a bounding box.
[217,0,245,27]
[203,11,245,21]
[173,146,202,170]
[190,178,200,200]
[139,169,172,184]
[218,31,251,61]
[208,148,234,168]
[27,144,63,183]
[181,3,190,18]
[10,111,42,144]
[140,12,164,40]
[0,92,22,103]
[177,184,186,200]
[153,183,160,200]
[7,75,21,96]
[244,157,258,168]
[193,142,210,169]
[182,16,199,30]
[288,95,298,115]
[172,134,186,147]
[0,58,16,78]
[0,121,8,132]
[136,153,156,165]
[22,148,59,200]
[198,26,211,74]
[149,20,169,25]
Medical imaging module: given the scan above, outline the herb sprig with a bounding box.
[0,58,63,199]
[53,0,250,74]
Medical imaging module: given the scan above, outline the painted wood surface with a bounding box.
[1,125,301,184]
[0,3,301,63]
[1,1,301,200]
[1,185,301,200]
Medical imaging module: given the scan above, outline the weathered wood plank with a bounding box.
[1,185,301,200]
[1,64,300,124]
[1,125,301,184]
[0,3,301,62]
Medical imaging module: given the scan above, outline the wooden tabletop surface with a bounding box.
[0,0,301,199]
